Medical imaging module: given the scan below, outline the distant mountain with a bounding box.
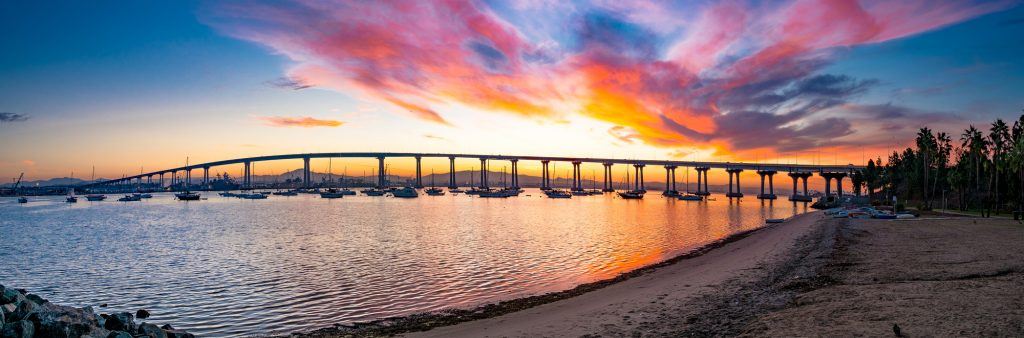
[1,177,97,187]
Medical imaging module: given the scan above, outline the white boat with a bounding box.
[678,194,702,201]
[425,187,446,196]
[545,190,572,199]
[320,189,345,199]
[392,187,418,198]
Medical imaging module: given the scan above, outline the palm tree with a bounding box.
[989,119,1010,213]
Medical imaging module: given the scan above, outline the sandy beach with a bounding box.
[395,213,1024,337]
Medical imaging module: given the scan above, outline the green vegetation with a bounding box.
[854,111,1024,217]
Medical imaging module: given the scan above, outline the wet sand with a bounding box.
[402,212,827,337]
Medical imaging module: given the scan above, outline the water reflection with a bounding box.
[0,191,807,336]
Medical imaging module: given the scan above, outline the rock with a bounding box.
[1,320,34,338]
[24,294,46,305]
[0,289,22,306]
[27,302,103,338]
[106,331,132,338]
[0,304,15,318]
[136,309,151,319]
[8,300,36,322]
[99,304,107,308]
[159,324,173,330]
[102,312,135,333]
[163,328,195,338]
[137,323,167,338]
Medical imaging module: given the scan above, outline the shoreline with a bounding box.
[290,212,821,337]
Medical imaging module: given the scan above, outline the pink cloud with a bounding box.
[205,0,1011,155]
[258,116,344,127]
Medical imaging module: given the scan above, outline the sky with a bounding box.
[1,0,1023,183]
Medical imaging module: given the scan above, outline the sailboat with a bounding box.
[544,166,571,198]
[679,167,702,200]
[175,157,201,201]
[618,165,643,199]
[425,169,445,196]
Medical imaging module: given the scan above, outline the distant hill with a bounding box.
[0,177,98,187]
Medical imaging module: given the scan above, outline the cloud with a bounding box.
[205,0,1011,155]
[265,76,312,90]
[258,116,344,127]
[423,134,448,141]
[0,112,29,123]
[21,160,35,166]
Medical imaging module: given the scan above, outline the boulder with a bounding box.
[8,300,36,322]
[136,309,151,319]
[1,320,34,338]
[102,312,135,333]
[27,302,102,338]
[137,323,167,338]
[106,331,132,338]
[23,294,46,305]
[163,329,195,338]
[0,304,15,318]
[0,288,20,305]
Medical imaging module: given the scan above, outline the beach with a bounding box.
[386,212,1024,337]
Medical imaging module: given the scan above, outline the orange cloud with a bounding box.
[258,116,344,128]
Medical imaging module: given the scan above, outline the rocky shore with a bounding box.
[1,284,194,338]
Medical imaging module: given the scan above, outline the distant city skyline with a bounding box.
[2,1,1023,182]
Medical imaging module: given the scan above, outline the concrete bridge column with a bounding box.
[639,164,645,191]
[147,175,152,185]
[694,167,710,196]
[802,176,809,196]
[756,170,777,200]
[414,156,423,188]
[243,162,251,189]
[571,161,581,191]
[726,168,744,198]
[835,173,847,197]
[663,165,678,195]
[185,168,192,188]
[479,158,488,189]
[541,160,550,190]
[377,157,385,188]
[158,173,164,188]
[602,163,614,192]
[448,156,457,189]
[511,159,519,189]
[303,157,312,188]
[821,173,833,198]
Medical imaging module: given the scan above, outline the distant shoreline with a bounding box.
[287,213,815,337]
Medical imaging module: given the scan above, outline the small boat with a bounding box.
[339,189,357,196]
[479,190,514,198]
[449,188,464,193]
[66,196,78,203]
[392,187,419,198]
[363,189,386,196]
[175,192,201,201]
[320,189,345,199]
[137,193,153,199]
[618,190,644,199]
[872,213,897,219]
[17,197,28,203]
[239,193,268,199]
[272,190,299,196]
[662,190,682,197]
[425,187,446,196]
[545,190,572,199]
[118,194,142,202]
[465,188,489,195]
[766,218,786,224]
[258,191,273,195]
[678,194,703,201]
[895,213,915,219]
[85,194,106,201]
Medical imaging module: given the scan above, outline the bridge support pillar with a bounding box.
[694,167,710,196]
[726,168,744,198]
[479,158,488,189]
[511,159,519,189]
[159,173,164,188]
[632,164,646,192]
[303,157,311,189]
[602,163,614,192]
[244,161,251,189]
[541,160,550,190]
[571,161,582,191]
[663,165,678,196]
[756,170,777,200]
[185,168,192,189]
[448,156,457,189]
[377,157,385,188]
[787,172,812,202]
[414,156,423,188]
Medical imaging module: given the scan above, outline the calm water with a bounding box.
[0,190,808,336]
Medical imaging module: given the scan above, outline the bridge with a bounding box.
[84,152,862,201]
